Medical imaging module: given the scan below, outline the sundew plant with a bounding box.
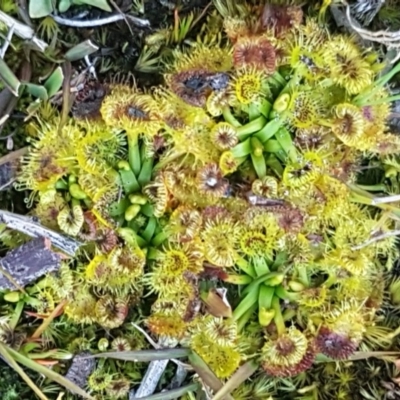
[4,1,400,399]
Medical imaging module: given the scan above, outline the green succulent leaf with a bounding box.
[58,0,72,12]
[24,83,48,100]
[29,0,54,18]
[72,0,112,12]
[0,59,21,96]
[64,40,99,61]
[44,67,64,98]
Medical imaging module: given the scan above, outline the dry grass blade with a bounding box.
[0,11,47,51]
[60,61,72,131]
[137,382,200,400]
[315,351,400,363]
[0,342,49,400]
[31,299,67,339]
[211,361,259,400]
[91,348,191,362]
[348,351,400,361]
[188,351,234,400]
[5,345,95,399]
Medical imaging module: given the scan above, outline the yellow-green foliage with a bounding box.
[11,1,400,393]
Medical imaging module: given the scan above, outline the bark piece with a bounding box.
[0,209,81,256]
[0,237,61,289]
[65,352,96,389]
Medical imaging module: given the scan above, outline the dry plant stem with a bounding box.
[60,61,72,131]
[0,210,81,256]
[211,361,258,400]
[0,25,15,58]
[372,194,400,205]
[0,342,49,400]
[134,359,169,398]
[51,13,150,28]
[31,299,67,339]
[50,68,87,110]
[0,178,15,191]
[109,0,134,36]
[134,336,180,398]
[348,351,400,361]
[0,11,47,51]
[131,322,159,348]
[131,323,192,369]
[84,56,97,80]
[351,230,400,251]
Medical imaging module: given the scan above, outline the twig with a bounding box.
[372,194,400,205]
[134,359,169,398]
[109,0,134,36]
[0,210,82,256]
[131,323,192,369]
[132,335,192,398]
[51,13,150,28]
[0,178,15,191]
[84,56,97,80]
[131,322,159,349]
[0,11,47,51]
[0,128,17,141]
[351,230,400,251]
[0,24,15,58]
[31,300,67,339]
[59,61,72,131]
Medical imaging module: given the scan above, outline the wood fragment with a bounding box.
[0,237,61,290]
[0,209,82,256]
[134,337,178,398]
[0,11,47,52]
[64,352,96,389]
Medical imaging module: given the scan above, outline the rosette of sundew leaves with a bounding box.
[108,136,169,251]
[227,254,289,330]
[16,116,123,238]
[8,1,400,398]
[142,3,400,386]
